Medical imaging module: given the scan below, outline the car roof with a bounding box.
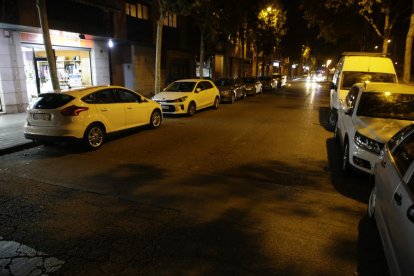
[355,82,414,94]
[174,79,210,82]
[40,85,134,97]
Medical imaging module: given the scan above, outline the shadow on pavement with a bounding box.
[319,106,335,132]
[356,215,389,276]
[326,137,372,203]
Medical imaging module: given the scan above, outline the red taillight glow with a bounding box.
[61,105,89,116]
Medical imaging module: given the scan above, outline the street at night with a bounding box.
[0,80,389,275]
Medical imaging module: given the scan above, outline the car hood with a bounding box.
[217,86,233,91]
[354,117,413,142]
[152,91,191,101]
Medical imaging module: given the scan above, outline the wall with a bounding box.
[0,31,27,113]
[90,40,110,86]
[134,45,155,96]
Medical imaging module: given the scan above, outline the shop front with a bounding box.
[0,29,111,114]
[20,32,93,102]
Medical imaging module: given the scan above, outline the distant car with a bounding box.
[152,79,220,116]
[368,123,414,276]
[214,78,245,103]
[271,73,286,88]
[242,77,262,95]
[24,85,162,150]
[335,82,414,174]
[259,76,277,91]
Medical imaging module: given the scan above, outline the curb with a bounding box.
[0,141,39,156]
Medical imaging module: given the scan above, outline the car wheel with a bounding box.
[368,187,376,219]
[213,97,219,109]
[84,123,105,150]
[187,102,196,116]
[231,94,235,104]
[342,140,350,174]
[328,109,338,130]
[149,109,162,129]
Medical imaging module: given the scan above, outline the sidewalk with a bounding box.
[0,112,37,156]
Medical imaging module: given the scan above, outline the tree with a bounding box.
[403,0,414,83]
[36,0,59,91]
[302,0,410,54]
[154,0,191,94]
[256,3,287,75]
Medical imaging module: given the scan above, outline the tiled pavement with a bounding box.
[0,113,36,155]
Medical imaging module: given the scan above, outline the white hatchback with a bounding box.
[24,85,162,150]
[369,124,414,276]
[335,82,414,174]
[152,79,220,116]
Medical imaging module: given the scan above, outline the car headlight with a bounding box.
[354,131,384,155]
[171,96,188,102]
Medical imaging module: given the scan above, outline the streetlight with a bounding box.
[374,45,379,50]
[267,6,272,12]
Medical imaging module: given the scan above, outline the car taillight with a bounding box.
[61,105,89,116]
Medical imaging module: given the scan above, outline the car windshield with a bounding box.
[242,78,255,84]
[357,92,414,120]
[341,72,396,90]
[32,93,75,109]
[165,81,196,92]
[214,79,234,86]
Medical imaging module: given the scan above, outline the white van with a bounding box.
[328,52,397,128]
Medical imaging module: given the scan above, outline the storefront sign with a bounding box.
[20,32,93,48]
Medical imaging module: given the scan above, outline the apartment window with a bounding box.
[125,2,149,20]
[164,12,177,28]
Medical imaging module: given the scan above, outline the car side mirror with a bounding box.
[344,106,353,116]
[195,88,201,93]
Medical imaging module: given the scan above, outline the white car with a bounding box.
[368,124,414,276]
[24,85,162,150]
[152,79,220,116]
[335,82,414,174]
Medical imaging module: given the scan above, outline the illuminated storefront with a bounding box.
[20,31,93,101]
[0,29,110,113]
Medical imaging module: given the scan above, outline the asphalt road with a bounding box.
[0,80,388,275]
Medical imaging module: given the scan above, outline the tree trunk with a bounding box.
[255,47,259,77]
[403,1,414,83]
[199,31,204,79]
[36,0,60,92]
[240,32,245,77]
[382,11,390,55]
[154,13,164,94]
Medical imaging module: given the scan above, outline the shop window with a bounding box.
[125,2,149,20]
[164,12,177,28]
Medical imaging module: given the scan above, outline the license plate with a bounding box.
[162,105,169,111]
[32,113,51,120]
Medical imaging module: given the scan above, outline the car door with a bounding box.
[200,81,215,107]
[116,88,149,128]
[93,89,125,132]
[382,133,414,275]
[193,82,205,109]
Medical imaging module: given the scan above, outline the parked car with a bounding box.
[242,77,262,95]
[214,78,245,103]
[259,76,277,91]
[368,123,414,276]
[335,82,414,175]
[24,85,162,150]
[271,73,287,88]
[152,79,220,116]
[328,52,398,128]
